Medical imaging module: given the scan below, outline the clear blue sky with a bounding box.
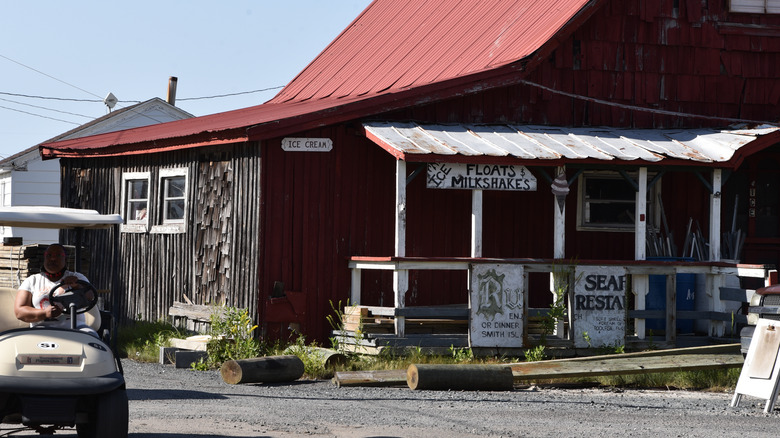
[0,1,372,159]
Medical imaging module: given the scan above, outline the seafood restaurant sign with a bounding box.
[470,264,525,348]
[428,163,537,191]
[572,266,627,348]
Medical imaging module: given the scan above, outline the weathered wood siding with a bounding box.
[61,145,261,325]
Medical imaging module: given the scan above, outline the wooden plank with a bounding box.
[720,287,754,303]
[511,352,743,380]
[332,369,407,387]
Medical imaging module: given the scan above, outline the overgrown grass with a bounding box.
[117,321,741,390]
[117,319,185,362]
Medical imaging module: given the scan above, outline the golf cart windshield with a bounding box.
[0,206,122,229]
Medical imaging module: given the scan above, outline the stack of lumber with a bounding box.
[0,244,89,288]
[341,306,468,335]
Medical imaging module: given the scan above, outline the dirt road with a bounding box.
[7,359,780,437]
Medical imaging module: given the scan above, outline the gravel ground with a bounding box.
[6,359,780,437]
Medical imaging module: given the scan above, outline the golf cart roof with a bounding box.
[0,207,122,229]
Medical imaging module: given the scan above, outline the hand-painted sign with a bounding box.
[572,266,626,349]
[469,263,524,348]
[427,163,537,191]
[281,137,333,152]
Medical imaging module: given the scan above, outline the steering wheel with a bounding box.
[48,280,98,315]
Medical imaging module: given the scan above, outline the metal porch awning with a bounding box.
[363,122,780,164]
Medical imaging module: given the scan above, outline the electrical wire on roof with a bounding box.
[176,86,284,101]
[519,79,777,126]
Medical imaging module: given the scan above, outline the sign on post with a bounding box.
[469,263,524,348]
[572,266,627,349]
[281,137,333,152]
[732,318,780,413]
[427,163,536,191]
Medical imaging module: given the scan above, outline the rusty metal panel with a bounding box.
[467,125,559,159]
[363,122,779,164]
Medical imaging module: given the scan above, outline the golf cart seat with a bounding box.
[0,286,101,333]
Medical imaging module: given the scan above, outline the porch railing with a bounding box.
[348,257,768,348]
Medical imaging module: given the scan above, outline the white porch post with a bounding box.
[394,160,408,337]
[633,167,649,339]
[709,168,724,336]
[471,189,483,258]
[551,166,567,337]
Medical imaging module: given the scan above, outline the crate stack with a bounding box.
[0,244,90,288]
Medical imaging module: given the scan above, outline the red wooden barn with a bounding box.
[41,0,780,349]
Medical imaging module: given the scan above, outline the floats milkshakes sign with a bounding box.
[428,163,537,191]
[469,263,524,348]
[572,266,627,348]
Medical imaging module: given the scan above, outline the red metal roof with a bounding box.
[272,0,593,103]
[41,0,598,158]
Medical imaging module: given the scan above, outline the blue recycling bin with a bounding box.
[646,257,695,333]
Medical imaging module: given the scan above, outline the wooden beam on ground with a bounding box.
[331,345,743,388]
[332,369,408,387]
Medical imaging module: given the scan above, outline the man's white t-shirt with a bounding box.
[19,270,90,329]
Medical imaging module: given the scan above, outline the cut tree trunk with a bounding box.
[220,355,304,384]
[406,364,514,391]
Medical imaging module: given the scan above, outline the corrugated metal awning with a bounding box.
[363,122,780,165]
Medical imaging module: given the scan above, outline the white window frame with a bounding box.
[151,168,188,234]
[121,172,151,233]
[730,0,780,13]
[576,171,658,232]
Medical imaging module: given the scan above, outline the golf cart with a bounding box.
[0,207,127,437]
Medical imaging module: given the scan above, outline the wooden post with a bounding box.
[633,167,649,339]
[406,364,514,391]
[552,166,567,337]
[471,189,483,258]
[710,169,722,262]
[665,273,677,343]
[350,267,361,305]
[394,159,408,337]
[220,355,304,384]
[710,168,723,336]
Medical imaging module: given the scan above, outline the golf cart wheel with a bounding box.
[76,387,128,438]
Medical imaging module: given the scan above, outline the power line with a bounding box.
[177,86,284,101]
[0,91,101,102]
[0,96,92,118]
[0,105,80,125]
[0,53,104,100]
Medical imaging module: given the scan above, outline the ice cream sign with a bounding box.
[428,163,536,191]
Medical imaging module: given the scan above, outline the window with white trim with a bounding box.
[151,168,188,233]
[577,171,657,231]
[121,172,150,232]
[121,168,188,234]
[730,0,780,13]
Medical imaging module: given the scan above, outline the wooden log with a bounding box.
[406,364,514,391]
[220,355,304,384]
[332,369,408,387]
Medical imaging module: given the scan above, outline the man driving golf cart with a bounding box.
[14,243,97,337]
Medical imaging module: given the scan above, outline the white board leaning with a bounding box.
[732,318,780,413]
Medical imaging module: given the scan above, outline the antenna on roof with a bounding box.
[103,92,118,112]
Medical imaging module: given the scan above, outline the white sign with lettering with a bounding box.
[427,163,537,191]
[469,263,524,348]
[281,137,333,152]
[572,266,627,348]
